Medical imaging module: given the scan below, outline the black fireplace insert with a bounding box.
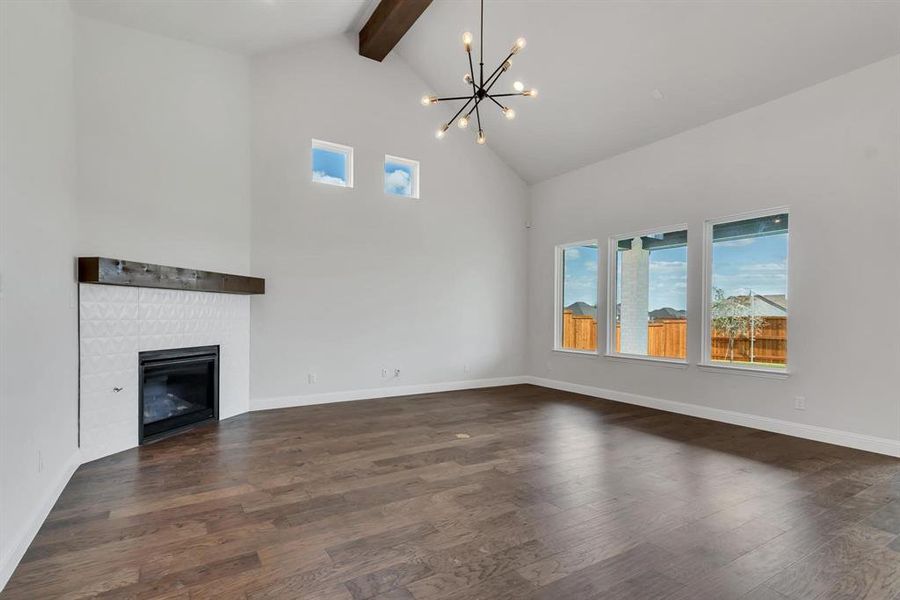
[138,345,219,443]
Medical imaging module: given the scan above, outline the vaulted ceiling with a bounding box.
[399,1,900,182]
[70,0,373,54]
[70,0,900,183]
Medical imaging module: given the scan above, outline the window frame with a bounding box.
[553,240,600,355]
[605,224,689,365]
[311,138,354,188]
[383,154,420,199]
[700,206,790,377]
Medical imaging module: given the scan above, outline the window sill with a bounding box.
[698,362,790,380]
[552,348,599,357]
[312,181,353,189]
[604,353,688,368]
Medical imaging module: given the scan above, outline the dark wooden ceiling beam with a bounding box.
[359,0,432,62]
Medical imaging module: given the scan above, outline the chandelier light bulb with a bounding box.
[513,80,525,92]
[458,115,469,128]
[436,125,448,139]
[501,60,511,72]
[421,95,437,106]
[477,130,486,144]
[503,107,516,120]
[464,73,473,84]
[523,88,538,97]
[462,31,473,49]
[511,37,526,54]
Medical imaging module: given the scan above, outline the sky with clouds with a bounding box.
[384,161,413,196]
[612,245,688,311]
[712,233,788,297]
[562,245,598,306]
[563,232,787,312]
[312,147,347,186]
[648,246,688,310]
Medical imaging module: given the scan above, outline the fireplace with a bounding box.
[139,346,219,444]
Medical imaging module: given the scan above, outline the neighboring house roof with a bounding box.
[729,294,788,317]
[649,307,687,320]
[762,294,787,310]
[613,304,687,320]
[565,302,597,319]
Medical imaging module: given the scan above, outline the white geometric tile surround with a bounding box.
[79,284,250,462]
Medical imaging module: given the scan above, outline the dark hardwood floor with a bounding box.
[4,384,899,599]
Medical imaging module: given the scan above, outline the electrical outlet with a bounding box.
[794,396,806,411]
[307,372,318,384]
[393,369,401,378]
[381,368,389,379]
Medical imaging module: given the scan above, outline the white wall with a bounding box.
[528,56,900,447]
[0,0,80,585]
[71,16,254,455]
[249,35,528,404]
[0,15,255,586]
[75,17,252,274]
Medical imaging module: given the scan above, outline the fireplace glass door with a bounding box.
[139,346,219,443]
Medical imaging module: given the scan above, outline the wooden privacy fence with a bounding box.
[561,312,597,351]
[562,311,787,364]
[710,316,786,364]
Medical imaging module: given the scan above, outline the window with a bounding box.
[555,242,599,352]
[703,209,788,371]
[608,227,688,361]
[384,155,419,199]
[311,139,353,188]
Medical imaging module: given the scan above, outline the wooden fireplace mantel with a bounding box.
[78,257,265,295]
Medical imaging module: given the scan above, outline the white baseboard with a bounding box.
[250,376,528,411]
[0,450,81,591]
[524,376,900,458]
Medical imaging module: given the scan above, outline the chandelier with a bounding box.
[420,0,537,145]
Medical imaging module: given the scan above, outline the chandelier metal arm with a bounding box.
[435,82,513,106]
[443,95,477,129]
[485,94,505,110]
[466,49,479,97]
[481,66,508,96]
[479,0,484,87]
[463,93,487,120]
[433,63,516,134]
[461,64,507,122]
[480,51,516,91]
[435,95,475,102]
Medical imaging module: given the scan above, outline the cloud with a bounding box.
[313,171,346,186]
[712,272,786,296]
[717,238,755,248]
[564,273,598,304]
[650,260,686,272]
[739,262,786,272]
[565,248,581,260]
[384,169,412,196]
